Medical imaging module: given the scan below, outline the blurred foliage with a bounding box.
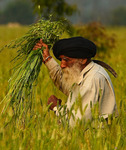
[74,22,116,54]
[0,0,126,26]
[31,0,77,20]
[0,0,35,25]
[111,6,126,26]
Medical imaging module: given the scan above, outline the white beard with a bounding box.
[62,63,82,93]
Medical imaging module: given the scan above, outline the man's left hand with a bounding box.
[47,95,62,110]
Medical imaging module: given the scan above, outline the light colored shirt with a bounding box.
[46,58,118,126]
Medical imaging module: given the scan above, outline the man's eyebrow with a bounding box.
[62,57,69,60]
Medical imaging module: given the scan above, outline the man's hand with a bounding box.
[47,95,62,110]
[33,39,51,63]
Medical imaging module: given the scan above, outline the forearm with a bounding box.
[32,39,69,94]
[45,58,69,96]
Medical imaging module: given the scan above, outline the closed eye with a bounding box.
[62,57,70,62]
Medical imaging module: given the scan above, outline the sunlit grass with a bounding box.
[0,25,126,150]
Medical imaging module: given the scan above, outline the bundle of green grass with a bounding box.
[0,17,69,114]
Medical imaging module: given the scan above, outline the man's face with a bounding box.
[59,55,82,92]
[59,55,78,69]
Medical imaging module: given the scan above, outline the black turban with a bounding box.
[52,37,97,60]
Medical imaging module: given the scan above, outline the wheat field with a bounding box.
[0,25,126,150]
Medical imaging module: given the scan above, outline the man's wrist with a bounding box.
[43,56,52,64]
[53,105,61,111]
[53,106,58,112]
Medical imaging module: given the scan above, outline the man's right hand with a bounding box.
[33,39,51,63]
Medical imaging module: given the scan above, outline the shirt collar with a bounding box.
[77,61,95,84]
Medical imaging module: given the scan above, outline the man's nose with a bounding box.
[60,60,67,69]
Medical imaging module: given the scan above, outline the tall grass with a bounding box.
[0,25,126,150]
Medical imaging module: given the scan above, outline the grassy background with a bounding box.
[0,25,126,150]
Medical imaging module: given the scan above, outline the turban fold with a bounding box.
[52,37,97,60]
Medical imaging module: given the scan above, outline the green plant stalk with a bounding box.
[0,16,70,115]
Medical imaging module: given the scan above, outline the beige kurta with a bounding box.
[45,58,118,126]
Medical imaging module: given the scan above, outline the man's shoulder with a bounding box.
[84,62,111,81]
[90,62,112,82]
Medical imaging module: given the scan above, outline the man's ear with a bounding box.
[81,58,88,65]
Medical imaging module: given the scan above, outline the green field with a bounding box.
[0,25,126,150]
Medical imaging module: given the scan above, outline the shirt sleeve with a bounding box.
[45,58,69,96]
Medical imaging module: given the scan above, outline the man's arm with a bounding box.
[33,39,69,96]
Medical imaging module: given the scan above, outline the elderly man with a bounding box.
[33,37,118,126]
